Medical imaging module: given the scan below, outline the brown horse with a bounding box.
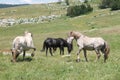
[67,31,110,62]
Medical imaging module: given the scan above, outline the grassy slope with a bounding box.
[0,3,66,19]
[0,1,120,80]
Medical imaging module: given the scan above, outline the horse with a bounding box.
[41,38,73,56]
[67,31,110,62]
[11,31,36,62]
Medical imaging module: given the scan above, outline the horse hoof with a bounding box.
[76,59,80,62]
[51,54,54,56]
[31,53,34,57]
[11,59,13,62]
[11,59,16,62]
[34,48,36,51]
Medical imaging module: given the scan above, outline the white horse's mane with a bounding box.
[69,31,84,39]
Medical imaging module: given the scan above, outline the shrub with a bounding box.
[110,0,120,10]
[99,0,120,10]
[66,4,93,17]
[99,0,111,9]
[65,0,69,5]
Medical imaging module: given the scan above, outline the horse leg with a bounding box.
[76,49,82,62]
[11,50,19,62]
[13,53,20,62]
[67,46,72,56]
[15,53,20,62]
[101,49,108,63]
[11,51,14,62]
[53,47,57,53]
[12,52,16,62]
[59,47,62,55]
[23,50,25,60]
[101,48,109,63]
[46,47,48,56]
[83,49,88,62]
[49,47,53,56]
[61,47,64,55]
[67,47,70,54]
[31,48,36,57]
[104,54,107,63]
[59,47,64,55]
[95,49,101,62]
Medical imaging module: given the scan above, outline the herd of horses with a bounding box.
[11,31,110,63]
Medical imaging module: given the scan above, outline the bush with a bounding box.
[65,0,69,5]
[66,4,93,17]
[99,0,120,10]
[111,0,120,10]
[99,0,111,9]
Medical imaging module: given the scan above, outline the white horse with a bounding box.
[11,31,36,62]
[67,31,110,62]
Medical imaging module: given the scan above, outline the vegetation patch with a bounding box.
[99,0,120,10]
[66,3,93,17]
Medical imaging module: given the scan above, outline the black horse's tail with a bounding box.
[40,41,46,52]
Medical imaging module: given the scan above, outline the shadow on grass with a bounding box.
[17,57,33,62]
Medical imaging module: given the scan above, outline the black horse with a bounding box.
[41,38,73,56]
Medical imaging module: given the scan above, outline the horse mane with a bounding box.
[24,31,33,37]
[69,31,83,39]
[24,31,29,36]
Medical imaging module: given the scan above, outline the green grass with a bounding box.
[0,3,66,19]
[0,2,120,80]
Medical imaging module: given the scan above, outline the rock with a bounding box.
[0,14,61,27]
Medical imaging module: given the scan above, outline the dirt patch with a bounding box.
[100,26,120,34]
[0,49,11,55]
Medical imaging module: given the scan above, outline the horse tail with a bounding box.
[101,42,110,62]
[40,41,46,52]
[105,42,110,58]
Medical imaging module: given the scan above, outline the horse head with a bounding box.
[24,31,33,38]
[67,31,83,43]
[11,48,20,62]
[70,31,83,39]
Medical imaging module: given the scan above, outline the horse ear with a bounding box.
[24,30,29,36]
[70,31,73,35]
[68,31,73,37]
[24,30,29,34]
[31,33,33,37]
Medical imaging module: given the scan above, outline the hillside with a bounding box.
[0,4,29,8]
[0,3,66,19]
[0,0,120,80]
[0,0,101,19]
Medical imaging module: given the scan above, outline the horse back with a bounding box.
[12,36,34,50]
[44,38,67,47]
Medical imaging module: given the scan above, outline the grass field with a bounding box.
[0,1,120,80]
[0,3,66,19]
